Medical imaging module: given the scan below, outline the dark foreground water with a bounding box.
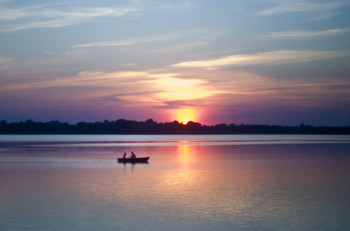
[0,135,350,231]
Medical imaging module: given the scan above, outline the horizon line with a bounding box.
[1,118,349,128]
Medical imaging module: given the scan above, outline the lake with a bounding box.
[1,135,350,231]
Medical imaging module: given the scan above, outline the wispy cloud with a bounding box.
[0,56,12,70]
[0,3,139,32]
[170,50,350,69]
[72,31,194,48]
[72,29,217,48]
[262,28,350,39]
[0,1,196,32]
[0,56,12,63]
[1,70,224,106]
[258,0,349,16]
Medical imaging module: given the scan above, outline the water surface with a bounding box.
[1,135,349,230]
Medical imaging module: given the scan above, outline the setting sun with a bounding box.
[176,109,196,124]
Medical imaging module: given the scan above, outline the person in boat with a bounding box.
[123,153,127,159]
[131,151,136,159]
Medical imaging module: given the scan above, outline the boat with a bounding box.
[117,157,149,163]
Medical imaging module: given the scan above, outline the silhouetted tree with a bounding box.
[0,119,349,134]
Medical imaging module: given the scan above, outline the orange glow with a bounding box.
[176,109,195,124]
[178,144,191,164]
[161,145,197,188]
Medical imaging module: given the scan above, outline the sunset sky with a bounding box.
[1,0,350,126]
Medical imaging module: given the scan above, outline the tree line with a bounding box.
[0,119,349,134]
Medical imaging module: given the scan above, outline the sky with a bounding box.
[1,0,350,126]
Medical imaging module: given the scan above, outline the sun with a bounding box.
[176,109,196,124]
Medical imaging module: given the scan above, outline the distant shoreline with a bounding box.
[1,119,349,135]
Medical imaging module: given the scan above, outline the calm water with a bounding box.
[1,135,350,231]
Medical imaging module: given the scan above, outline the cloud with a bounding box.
[0,1,196,32]
[73,31,192,48]
[1,69,224,107]
[72,29,217,48]
[0,56,13,70]
[261,28,350,39]
[0,56,12,63]
[170,50,350,69]
[2,65,349,124]
[0,3,139,32]
[258,0,349,16]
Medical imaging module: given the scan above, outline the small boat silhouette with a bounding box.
[117,157,149,163]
